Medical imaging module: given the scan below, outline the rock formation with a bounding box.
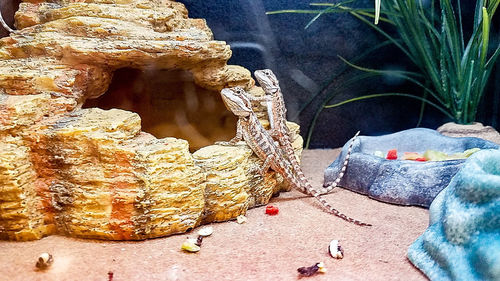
[324,128,498,207]
[408,149,500,281]
[437,122,500,145]
[0,0,302,241]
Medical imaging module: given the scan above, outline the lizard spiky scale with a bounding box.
[318,131,359,195]
[220,87,370,226]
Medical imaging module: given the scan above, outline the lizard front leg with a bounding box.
[245,93,271,104]
[245,94,275,131]
[216,119,244,146]
[251,154,274,176]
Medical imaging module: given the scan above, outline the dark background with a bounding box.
[180,0,500,148]
[2,0,499,148]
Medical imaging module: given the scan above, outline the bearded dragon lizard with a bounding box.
[254,69,355,195]
[219,87,370,226]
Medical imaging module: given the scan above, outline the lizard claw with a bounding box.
[215,141,232,146]
[270,130,280,139]
[215,140,245,146]
[248,164,265,177]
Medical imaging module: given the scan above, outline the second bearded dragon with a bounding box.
[219,87,370,226]
[254,69,356,195]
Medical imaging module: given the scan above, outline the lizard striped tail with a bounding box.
[318,131,360,195]
[311,131,370,225]
[279,129,314,195]
[309,185,371,226]
[282,152,370,227]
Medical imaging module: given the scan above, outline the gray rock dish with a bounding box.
[324,128,499,207]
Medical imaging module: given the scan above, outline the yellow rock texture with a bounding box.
[0,135,53,240]
[0,0,303,240]
[39,108,206,240]
[193,144,282,223]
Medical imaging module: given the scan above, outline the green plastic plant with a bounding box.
[269,0,500,147]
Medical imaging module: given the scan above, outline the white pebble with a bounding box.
[236,215,247,224]
[329,239,344,259]
[197,226,213,237]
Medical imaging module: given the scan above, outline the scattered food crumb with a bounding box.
[328,240,344,259]
[108,271,114,281]
[265,205,279,215]
[376,148,480,161]
[35,253,53,270]
[195,235,203,247]
[181,239,201,253]
[182,227,214,252]
[402,152,422,160]
[297,262,326,277]
[386,149,398,160]
[374,150,385,158]
[236,215,247,224]
[197,226,213,237]
[317,262,327,273]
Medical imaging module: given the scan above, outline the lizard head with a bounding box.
[254,69,279,94]
[220,87,252,118]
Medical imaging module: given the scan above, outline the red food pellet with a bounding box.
[415,157,427,162]
[265,205,279,215]
[386,149,398,160]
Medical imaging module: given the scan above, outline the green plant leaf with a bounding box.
[337,56,445,105]
[269,0,500,141]
[480,7,490,68]
[323,93,453,119]
[266,9,325,15]
[304,72,375,148]
[304,1,357,30]
[293,39,394,120]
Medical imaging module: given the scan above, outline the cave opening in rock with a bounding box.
[83,68,237,151]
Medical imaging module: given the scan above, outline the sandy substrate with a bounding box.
[0,149,429,281]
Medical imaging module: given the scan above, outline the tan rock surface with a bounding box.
[0,0,303,241]
[0,58,112,101]
[0,93,77,135]
[0,135,53,241]
[193,144,283,223]
[13,107,208,240]
[3,1,244,92]
[437,122,500,144]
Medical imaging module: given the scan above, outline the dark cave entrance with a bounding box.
[83,68,237,152]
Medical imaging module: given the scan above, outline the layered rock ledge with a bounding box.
[0,0,302,241]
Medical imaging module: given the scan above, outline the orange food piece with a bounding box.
[403,152,423,160]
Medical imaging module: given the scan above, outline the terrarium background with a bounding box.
[2,0,499,148]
